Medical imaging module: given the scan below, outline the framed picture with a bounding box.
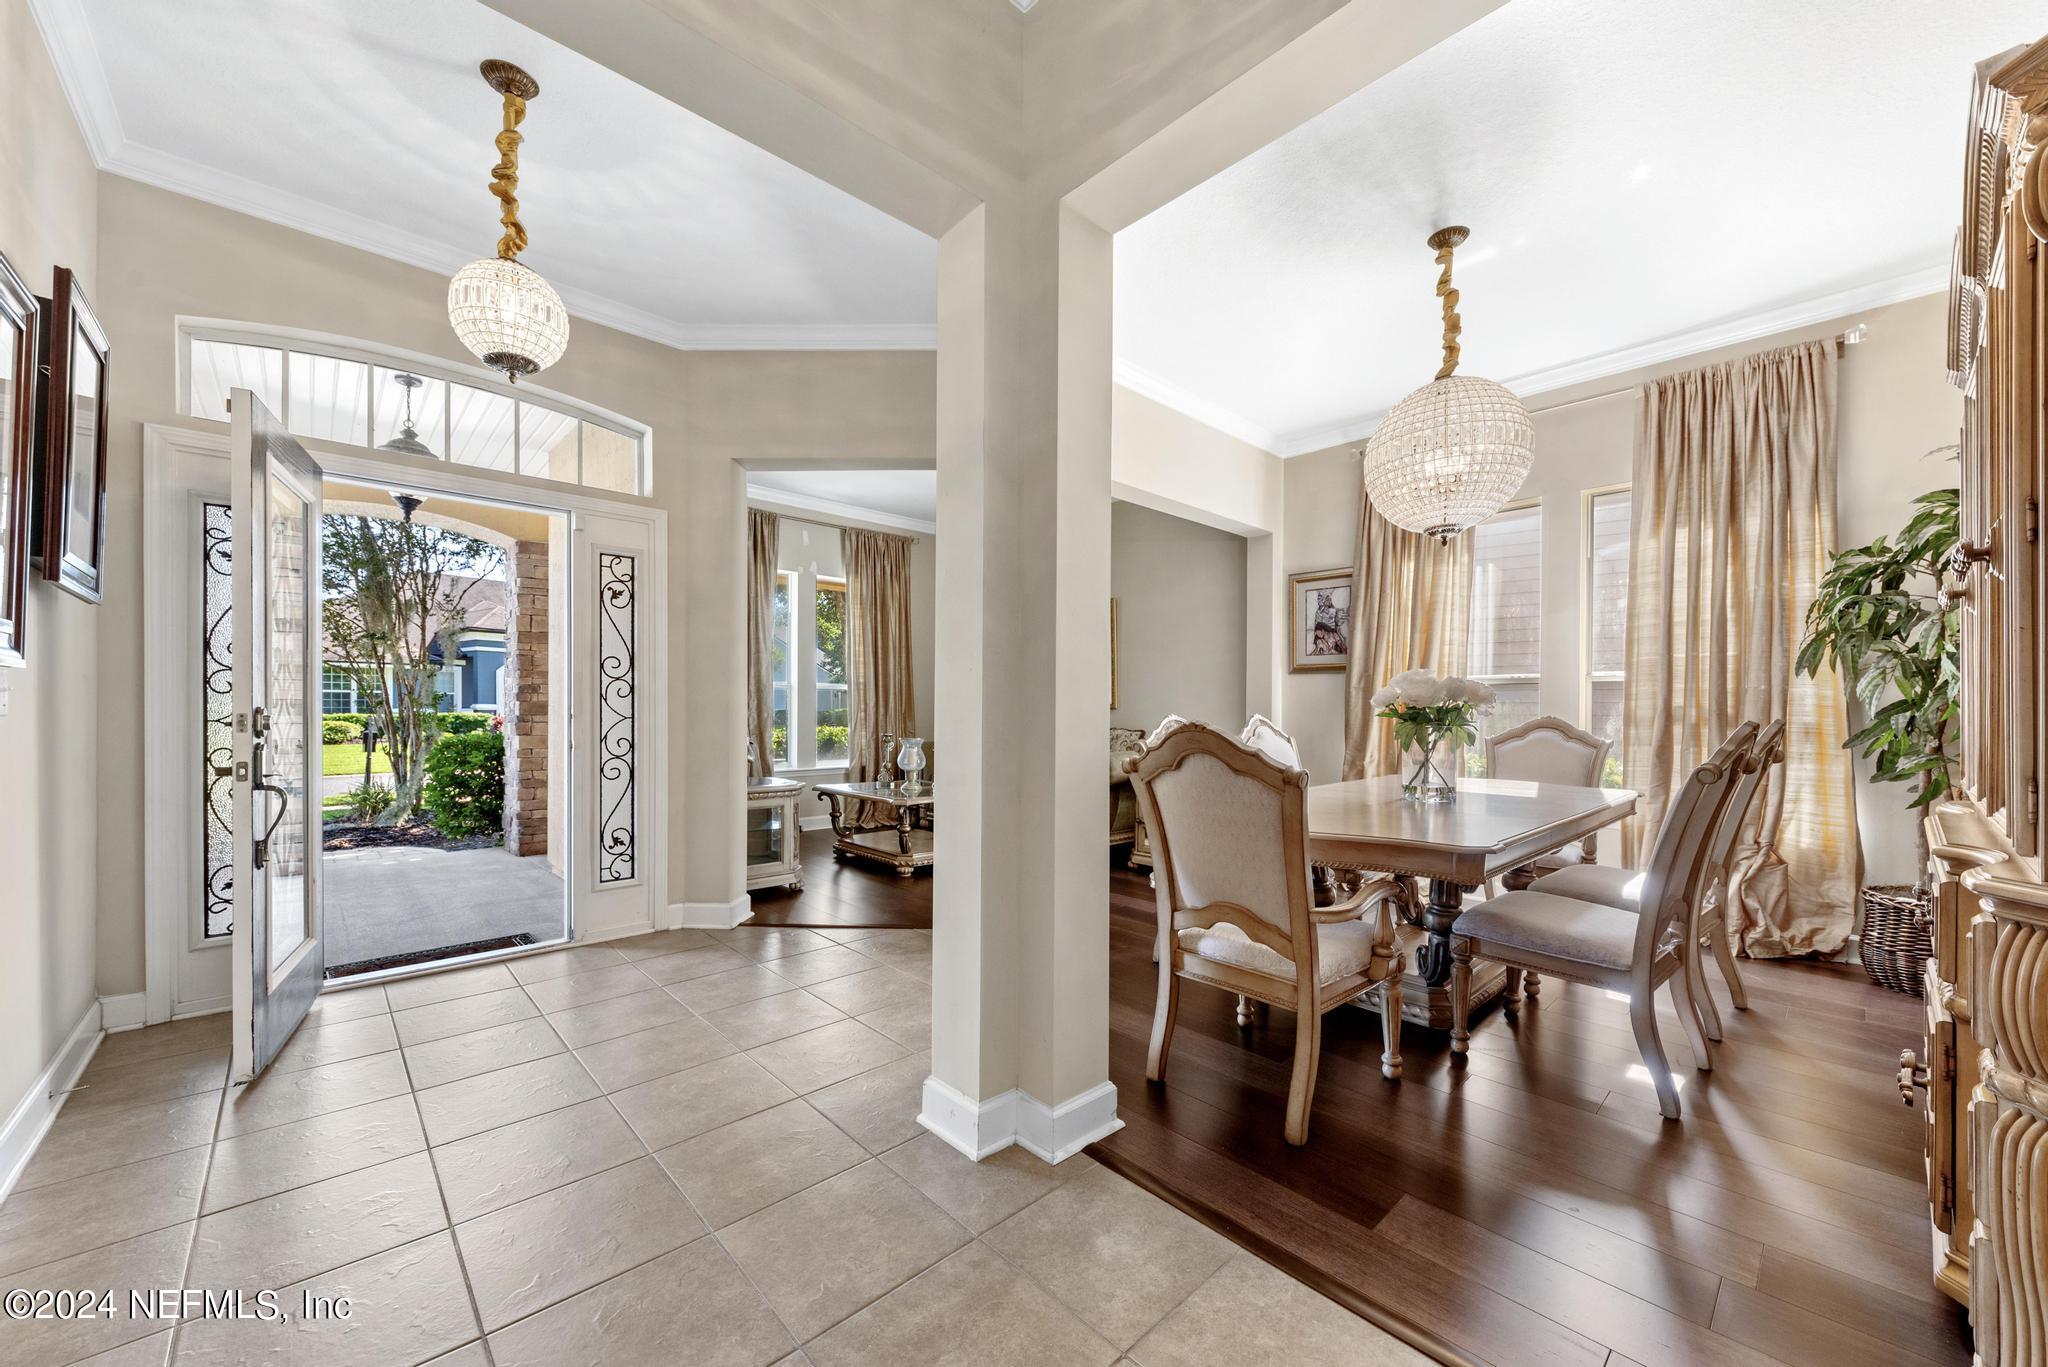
[1289,567,1352,672]
[36,266,108,604]
[0,251,37,666]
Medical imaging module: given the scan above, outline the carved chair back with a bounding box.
[1701,718,1784,891]
[1627,722,1757,972]
[1239,714,1303,772]
[1485,715,1612,788]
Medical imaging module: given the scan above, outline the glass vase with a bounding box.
[894,737,927,795]
[1400,731,1459,803]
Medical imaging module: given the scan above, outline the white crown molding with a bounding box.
[1112,357,1283,455]
[1265,262,1952,458]
[746,484,937,536]
[30,0,935,354]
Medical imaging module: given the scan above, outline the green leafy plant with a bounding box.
[322,718,364,745]
[1796,485,1960,888]
[421,731,506,839]
[341,781,394,823]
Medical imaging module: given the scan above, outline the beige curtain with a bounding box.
[746,509,780,778]
[1341,497,1474,779]
[844,528,918,809]
[1622,339,1859,958]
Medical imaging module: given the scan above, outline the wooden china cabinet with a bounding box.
[1916,34,2048,1361]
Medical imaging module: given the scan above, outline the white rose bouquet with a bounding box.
[1370,670,1497,799]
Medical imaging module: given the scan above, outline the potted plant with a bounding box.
[1371,670,1497,802]
[1795,483,1960,993]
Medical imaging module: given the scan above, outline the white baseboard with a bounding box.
[99,993,147,1033]
[919,1075,1121,1165]
[799,814,833,832]
[0,1000,103,1203]
[668,895,753,930]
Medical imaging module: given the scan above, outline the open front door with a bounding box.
[228,389,324,1083]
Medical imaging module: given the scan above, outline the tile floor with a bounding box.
[0,924,1423,1367]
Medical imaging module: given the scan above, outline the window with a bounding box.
[321,666,360,715]
[179,324,649,495]
[1585,488,1631,785]
[769,572,792,766]
[815,579,849,762]
[1465,504,1542,774]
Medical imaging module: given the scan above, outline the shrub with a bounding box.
[816,725,850,755]
[341,781,393,822]
[436,711,494,736]
[322,718,364,745]
[422,731,505,838]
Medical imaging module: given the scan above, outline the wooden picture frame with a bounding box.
[35,266,108,604]
[1288,566,1352,672]
[0,251,37,666]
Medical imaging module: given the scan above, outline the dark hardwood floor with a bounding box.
[745,826,932,929]
[1090,860,1971,1367]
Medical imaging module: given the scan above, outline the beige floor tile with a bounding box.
[983,1164,1235,1350]
[717,1160,969,1343]
[1129,1252,1432,1367]
[0,1145,208,1277]
[880,1133,1093,1234]
[749,1020,906,1096]
[656,1099,867,1229]
[432,1096,645,1222]
[75,1331,173,1365]
[218,1051,409,1139]
[488,1235,793,1367]
[574,1015,736,1092]
[414,1052,599,1146]
[172,1231,480,1367]
[664,963,803,1013]
[806,967,927,1018]
[304,984,390,1026]
[391,985,539,1047]
[857,1000,932,1051]
[804,1052,929,1154]
[382,961,518,1011]
[64,1048,229,1119]
[202,1093,425,1214]
[420,1345,490,1367]
[456,1156,705,1330]
[715,926,836,963]
[545,985,689,1048]
[701,990,845,1051]
[807,1241,1118,1367]
[267,1013,400,1074]
[635,944,756,985]
[763,945,883,988]
[610,1054,794,1150]
[507,944,627,983]
[610,927,716,961]
[520,962,657,1014]
[88,1016,229,1073]
[401,1016,565,1091]
[839,931,931,979]
[813,926,893,944]
[187,1152,446,1292]
[0,1223,191,1367]
[13,1090,218,1192]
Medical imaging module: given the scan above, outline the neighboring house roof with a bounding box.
[323,573,510,663]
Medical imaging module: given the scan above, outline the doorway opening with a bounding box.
[315,477,570,980]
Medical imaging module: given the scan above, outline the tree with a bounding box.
[1795,483,1960,892]
[322,514,505,823]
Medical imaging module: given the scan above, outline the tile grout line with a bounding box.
[399,999,501,1367]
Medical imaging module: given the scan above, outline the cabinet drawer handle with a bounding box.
[1898,1049,1930,1105]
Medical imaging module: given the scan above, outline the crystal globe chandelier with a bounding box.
[1362,227,1532,542]
[448,60,569,384]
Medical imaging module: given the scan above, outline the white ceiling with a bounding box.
[36,0,937,349]
[747,469,938,535]
[1113,0,2045,456]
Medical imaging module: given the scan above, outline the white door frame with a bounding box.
[142,421,670,1024]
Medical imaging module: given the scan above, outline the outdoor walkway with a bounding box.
[323,845,564,972]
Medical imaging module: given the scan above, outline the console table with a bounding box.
[814,781,935,876]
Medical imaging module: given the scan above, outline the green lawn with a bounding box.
[322,742,393,778]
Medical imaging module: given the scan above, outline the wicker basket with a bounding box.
[1859,884,1932,996]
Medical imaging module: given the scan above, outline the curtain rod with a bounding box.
[1513,325,1869,420]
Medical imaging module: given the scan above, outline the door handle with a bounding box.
[251,727,289,871]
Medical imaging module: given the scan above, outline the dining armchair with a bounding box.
[1531,719,1783,1041]
[1485,716,1613,892]
[1124,720,1406,1145]
[1447,725,1752,1118]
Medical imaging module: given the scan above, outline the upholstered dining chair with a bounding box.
[1485,715,1613,893]
[1531,719,1783,1041]
[1446,724,1754,1119]
[1124,719,1406,1145]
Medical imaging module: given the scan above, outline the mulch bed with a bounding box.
[322,818,501,854]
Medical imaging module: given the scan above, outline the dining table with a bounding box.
[1305,775,1638,1025]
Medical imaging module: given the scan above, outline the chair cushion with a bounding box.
[1177,919,1383,985]
[1452,891,1641,971]
[1528,864,1643,910]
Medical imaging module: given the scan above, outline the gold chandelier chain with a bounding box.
[1434,241,1461,381]
[491,91,528,261]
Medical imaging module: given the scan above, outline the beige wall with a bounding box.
[92,175,935,997]
[0,0,101,1112]
[1111,501,1247,731]
[1280,291,1962,886]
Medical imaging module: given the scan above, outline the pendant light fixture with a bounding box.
[376,373,435,458]
[447,60,569,384]
[1362,226,1532,542]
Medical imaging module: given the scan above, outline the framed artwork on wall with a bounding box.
[35,266,109,604]
[0,250,37,667]
[1288,567,1352,672]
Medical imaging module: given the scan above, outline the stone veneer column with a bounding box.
[503,538,549,857]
